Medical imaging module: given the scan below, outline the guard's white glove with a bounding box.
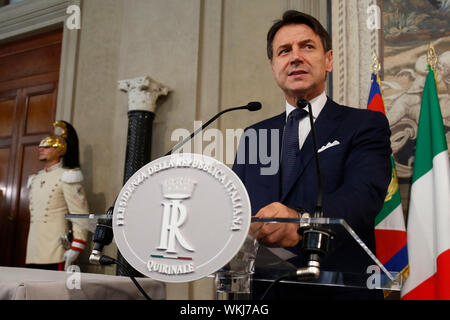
[64,249,80,270]
[63,239,86,270]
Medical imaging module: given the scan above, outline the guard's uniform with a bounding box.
[26,161,89,264]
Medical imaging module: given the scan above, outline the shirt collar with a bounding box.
[45,159,63,172]
[285,91,327,121]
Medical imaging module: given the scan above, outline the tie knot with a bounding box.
[288,108,308,121]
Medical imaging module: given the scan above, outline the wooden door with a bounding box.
[0,29,62,267]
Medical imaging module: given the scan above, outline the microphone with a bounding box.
[291,98,333,280]
[90,101,262,265]
[165,101,262,156]
[89,206,115,265]
[246,101,263,111]
[89,204,152,300]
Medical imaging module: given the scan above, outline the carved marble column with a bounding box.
[118,76,169,181]
[116,76,169,276]
[332,0,380,108]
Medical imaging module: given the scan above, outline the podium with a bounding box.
[66,214,403,300]
[215,217,403,300]
[69,214,403,300]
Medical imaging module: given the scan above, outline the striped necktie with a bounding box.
[281,108,308,195]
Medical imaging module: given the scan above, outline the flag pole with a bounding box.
[371,50,381,75]
[427,43,439,94]
[426,43,438,71]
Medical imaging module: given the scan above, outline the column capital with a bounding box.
[118,76,170,112]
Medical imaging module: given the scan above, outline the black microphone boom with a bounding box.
[261,99,334,298]
[292,98,334,281]
[297,99,322,214]
[165,101,262,156]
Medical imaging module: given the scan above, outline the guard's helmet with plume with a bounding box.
[39,121,80,168]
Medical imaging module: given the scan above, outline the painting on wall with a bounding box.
[381,0,450,183]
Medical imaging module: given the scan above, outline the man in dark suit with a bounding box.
[232,11,392,299]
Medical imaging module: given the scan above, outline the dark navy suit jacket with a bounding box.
[233,97,392,274]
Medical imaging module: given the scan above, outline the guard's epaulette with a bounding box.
[26,174,36,189]
[61,168,84,184]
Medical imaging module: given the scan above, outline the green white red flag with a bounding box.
[401,66,450,300]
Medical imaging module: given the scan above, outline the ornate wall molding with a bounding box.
[118,76,170,113]
[332,0,380,108]
[0,0,81,123]
[287,0,328,26]
[0,0,68,40]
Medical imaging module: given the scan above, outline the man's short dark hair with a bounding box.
[267,10,332,60]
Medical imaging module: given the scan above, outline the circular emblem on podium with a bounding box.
[113,153,251,283]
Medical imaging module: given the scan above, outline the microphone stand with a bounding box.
[293,99,334,281]
[261,99,334,300]
[88,205,152,300]
[88,101,262,299]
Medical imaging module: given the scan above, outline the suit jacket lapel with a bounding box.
[281,98,342,202]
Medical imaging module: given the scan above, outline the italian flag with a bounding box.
[367,74,408,277]
[401,66,450,300]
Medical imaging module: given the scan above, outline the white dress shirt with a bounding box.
[285,91,327,150]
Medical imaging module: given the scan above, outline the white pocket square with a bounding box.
[318,140,340,153]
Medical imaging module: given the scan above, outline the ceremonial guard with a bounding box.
[26,121,90,270]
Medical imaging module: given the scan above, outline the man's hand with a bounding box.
[250,202,302,247]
